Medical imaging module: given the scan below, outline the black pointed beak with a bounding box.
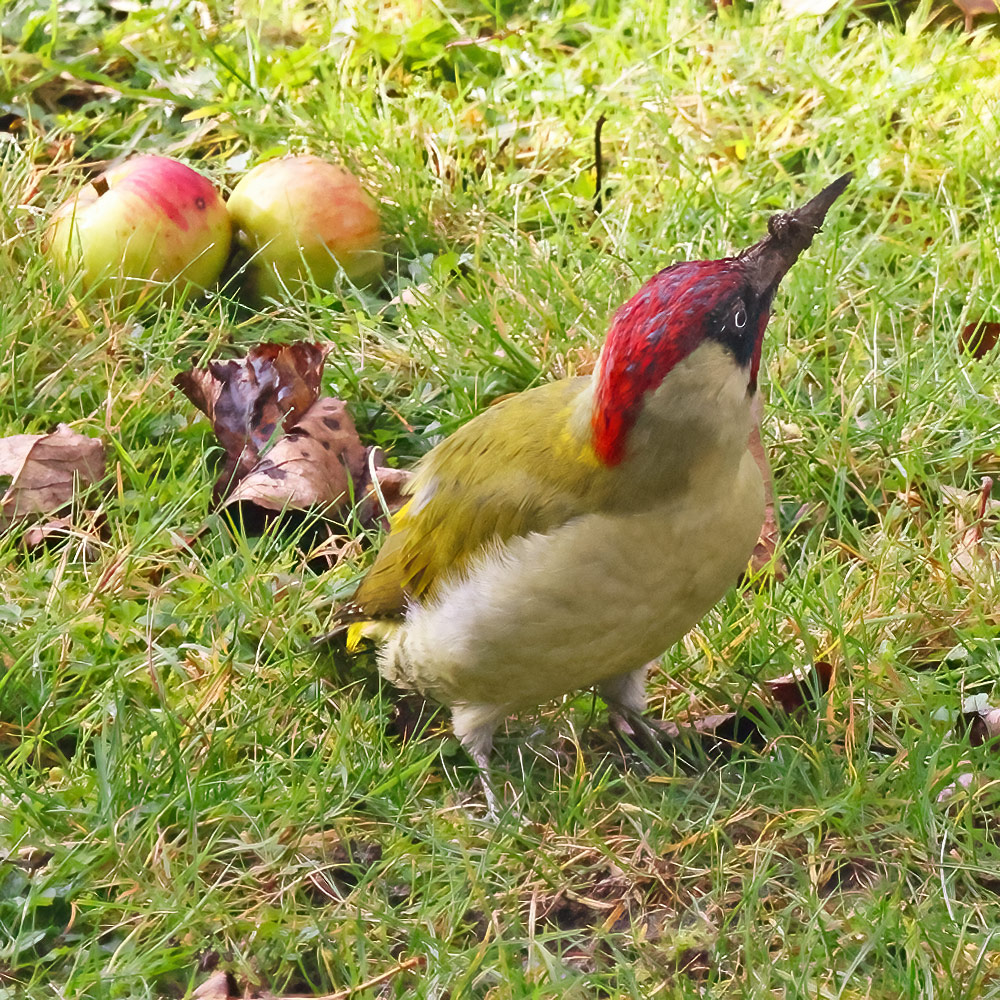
[739,173,852,297]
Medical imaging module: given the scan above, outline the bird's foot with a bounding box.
[609,708,704,771]
[609,707,669,755]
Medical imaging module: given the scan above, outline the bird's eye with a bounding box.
[733,308,747,329]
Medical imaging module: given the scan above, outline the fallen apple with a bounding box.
[226,155,383,302]
[45,155,231,307]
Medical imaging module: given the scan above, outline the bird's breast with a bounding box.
[379,446,765,712]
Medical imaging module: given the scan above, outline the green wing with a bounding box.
[352,376,615,618]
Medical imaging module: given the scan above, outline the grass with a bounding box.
[2,0,1000,996]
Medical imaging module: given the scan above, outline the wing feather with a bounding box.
[350,376,614,618]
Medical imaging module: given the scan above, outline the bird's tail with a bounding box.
[312,606,399,650]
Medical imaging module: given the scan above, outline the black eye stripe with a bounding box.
[706,296,756,368]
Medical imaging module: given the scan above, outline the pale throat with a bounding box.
[585,341,756,478]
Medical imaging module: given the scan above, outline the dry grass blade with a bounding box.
[273,955,425,999]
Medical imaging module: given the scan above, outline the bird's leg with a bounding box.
[452,705,502,819]
[599,665,665,754]
[469,745,500,820]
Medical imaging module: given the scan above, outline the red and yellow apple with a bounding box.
[226,155,383,302]
[45,156,231,306]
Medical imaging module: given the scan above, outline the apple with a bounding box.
[226,155,383,302]
[45,156,231,307]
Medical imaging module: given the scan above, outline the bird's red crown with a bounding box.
[591,260,745,466]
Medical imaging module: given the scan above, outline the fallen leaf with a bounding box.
[764,660,835,714]
[958,704,1000,748]
[947,477,997,582]
[355,456,413,529]
[745,416,787,582]
[175,342,330,501]
[959,320,1000,358]
[190,970,235,1000]
[178,343,416,539]
[0,424,105,529]
[657,661,835,755]
[747,503,786,581]
[387,281,433,307]
[937,765,978,803]
[952,0,998,31]
[225,397,367,514]
[939,699,1000,802]
[22,516,102,559]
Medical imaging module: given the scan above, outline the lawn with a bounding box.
[2,0,1000,997]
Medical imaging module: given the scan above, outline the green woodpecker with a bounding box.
[332,175,850,810]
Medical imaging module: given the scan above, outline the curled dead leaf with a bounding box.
[177,342,413,535]
[747,505,786,581]
[190,969,236,1000]
[937,767,977,803]
[958,704,1000,748]
[0,424,105,529]
[356,457,413,530]
[744,416,787,583]
[939,700,1000,802]
[22,516,102,559]
[765,660,835,714]
[175,342,330,501]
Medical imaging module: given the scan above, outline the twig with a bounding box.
[594,113,607,214]
[445,27,522,48]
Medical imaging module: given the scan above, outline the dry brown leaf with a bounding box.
[0,424,105,528]
[748,504,786,580]
[225,397,367,514]
[176,342,414,536]
[356,459,413,529]
[952,0,998,30]
[190,970,235,1000]
[175,342,330,501]
[765,660,836,713]
[939,701,1000,802]
[658,660,834,752]
[947,477,997,582]
[959,320,1000,358]
[959,704,1000,748]
[22,516,102,559]
[937,766,977,803]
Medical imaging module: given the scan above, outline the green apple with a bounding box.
[227,155,383,301]
[45,155,231,307]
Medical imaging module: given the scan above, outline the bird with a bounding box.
[326,174,851,812]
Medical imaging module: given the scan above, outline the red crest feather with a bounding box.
[592,260,742,466]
